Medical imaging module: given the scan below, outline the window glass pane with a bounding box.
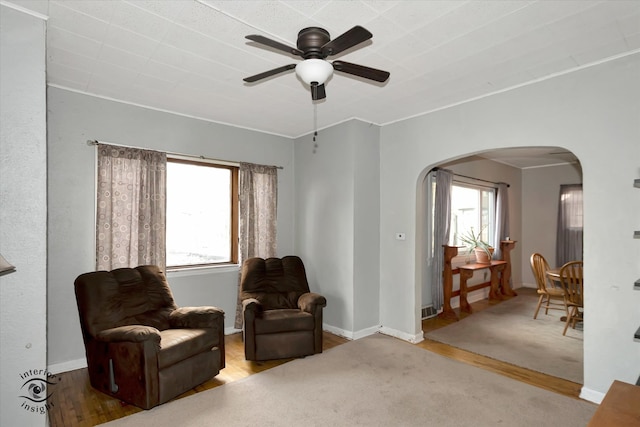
[560,188,583,229]
[481,188,495,243]
[450,186,479,247]
[449,184,495,249]
[166,162,231,266]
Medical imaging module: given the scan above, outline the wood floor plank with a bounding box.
[47,298,587,426]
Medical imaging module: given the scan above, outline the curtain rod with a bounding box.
[86,140,284,170]
[434,167,510,188]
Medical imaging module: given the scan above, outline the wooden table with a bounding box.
[458,261,507,314]
[547,268,562,284]
[440,240,516,320]
[547,267,582,323]
[587,380,640,426]
[499,240,518,298]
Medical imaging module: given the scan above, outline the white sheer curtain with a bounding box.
[492,183,510,260]
[556,184,583,266]
[234,162,278,329]
[430,168,453,311]
[96,144,167,270]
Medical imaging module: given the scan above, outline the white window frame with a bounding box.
[448,182,496,266]
[426,175,497,268]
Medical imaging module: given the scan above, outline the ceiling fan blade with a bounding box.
[311,83,326,100]
[322,26,372,56]
[243,64,296,83]
[245,35,304,57]
[332,60,390,82]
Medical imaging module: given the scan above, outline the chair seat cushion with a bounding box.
[254,309,314,334]
[158,328,217,369]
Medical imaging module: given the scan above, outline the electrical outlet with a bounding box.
[396,233,406,240]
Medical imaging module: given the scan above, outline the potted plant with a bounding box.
[459,227,494,264]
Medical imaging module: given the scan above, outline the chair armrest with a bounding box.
[242,298,263,314]
[242,298,263,326]
[241,298,263,360]
[169,306,224,329]
[298,292,327,313]
[96,325,161,346]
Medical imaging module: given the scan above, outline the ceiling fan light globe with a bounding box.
[295,59,333,85]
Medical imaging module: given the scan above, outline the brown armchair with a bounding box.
[240,256,326,361]
[74,265,225,409]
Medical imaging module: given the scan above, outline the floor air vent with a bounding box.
[421,306,437,319]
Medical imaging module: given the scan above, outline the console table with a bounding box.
[440,240,517,320]
[587,380,640,426]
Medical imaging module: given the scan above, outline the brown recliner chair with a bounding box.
[74,265,225,409]
[240,256,326,361]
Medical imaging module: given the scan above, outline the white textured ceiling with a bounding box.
[35,0,640,164]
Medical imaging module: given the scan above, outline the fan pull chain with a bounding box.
[312,103,319,154]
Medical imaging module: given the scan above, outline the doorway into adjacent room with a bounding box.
[417,146,584,384]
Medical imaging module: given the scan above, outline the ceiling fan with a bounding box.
[243,26,390,101]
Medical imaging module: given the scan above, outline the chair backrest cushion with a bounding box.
[75,265,177,338]
[240,256,311,310]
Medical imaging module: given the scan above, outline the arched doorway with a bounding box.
[417,147,584,383]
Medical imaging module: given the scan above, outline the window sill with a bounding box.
[166,264,240,278]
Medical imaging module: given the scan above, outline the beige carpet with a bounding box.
[425,287,583,383]
[101,334,595,427]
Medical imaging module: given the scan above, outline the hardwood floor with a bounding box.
[47,297,585,426]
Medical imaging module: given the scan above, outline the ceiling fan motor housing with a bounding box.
[297,27,331,58]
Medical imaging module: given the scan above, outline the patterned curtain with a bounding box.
[430,168,453,311]
[96,144,167,271]
[234,162,278,328]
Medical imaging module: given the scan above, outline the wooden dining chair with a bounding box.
[530,253,567,319]
[559,260,584,336]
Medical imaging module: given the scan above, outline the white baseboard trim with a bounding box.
[444,289,488,311]
[580,386,605,404]
[378,326,424,344]
[466,292,488,305]
[322,323,355,340]
[323,323,423,344]
[352,325,383,340]
[443,283,528,312]
[225,327,242,335]
[48,358,87,375]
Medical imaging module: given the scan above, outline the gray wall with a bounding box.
[352,122,381,333]
[379,53,640,401]
[521,163,583,286]
[0,5,48,426]
[294,121,356,334]
[46,88,295,372]
[294,120,381,338]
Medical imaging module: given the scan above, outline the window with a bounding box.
[166,158,238,268]
[449,184,496,251]
[559,186,583,229]
[556,184,583,265]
